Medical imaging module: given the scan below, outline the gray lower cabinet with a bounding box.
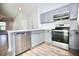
[44,30,52,43]
[69,31,79,50]
[15,32,31,55]
[31,31,44,47]
[69,20,79,50]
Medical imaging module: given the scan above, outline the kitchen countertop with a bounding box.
[7,28,52,56]
[7,28,52,33]
[7,28,70,33]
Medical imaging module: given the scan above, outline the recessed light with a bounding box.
[18,7,22,11]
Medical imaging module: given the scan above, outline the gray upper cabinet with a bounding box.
[69,4,78,19]
[40,11,54,24]
[40,3,79,24]
[53,5,70,16]
[40,4,70,24]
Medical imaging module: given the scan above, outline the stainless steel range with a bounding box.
[52,24,69,50]
[52,26,69,44]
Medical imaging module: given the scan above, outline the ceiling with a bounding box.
[0,3,70,18]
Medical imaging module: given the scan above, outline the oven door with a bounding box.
[52,30,69,44]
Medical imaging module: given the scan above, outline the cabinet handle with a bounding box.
[16,32,25,34]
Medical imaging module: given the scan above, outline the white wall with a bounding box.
[0,4,29,30]
[39,19,70,29]
[13,13,28,30]
[39,23,55,29]
[0,3,40,30]
[27,8,40,29]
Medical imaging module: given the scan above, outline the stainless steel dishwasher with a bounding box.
[15,32,31,55]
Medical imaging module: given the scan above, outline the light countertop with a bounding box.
[7,28,52,33]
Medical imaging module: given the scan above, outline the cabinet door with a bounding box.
[70,34,79,50]
[70,4,78,19]
[69,35,75,49]
[38,31,44,44]
[40,11,54,24]
[45,11,54,23]
[31,31,44,47]
[31,32,39,47]
[70,20,78,30]
[44,31,52,43]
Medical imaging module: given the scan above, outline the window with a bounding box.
[0,22,6,30]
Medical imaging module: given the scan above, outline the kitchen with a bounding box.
[0,3,79,56]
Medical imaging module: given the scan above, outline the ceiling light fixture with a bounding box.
[18,7,22,11]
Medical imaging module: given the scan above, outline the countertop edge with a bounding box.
[7,28,52,33]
